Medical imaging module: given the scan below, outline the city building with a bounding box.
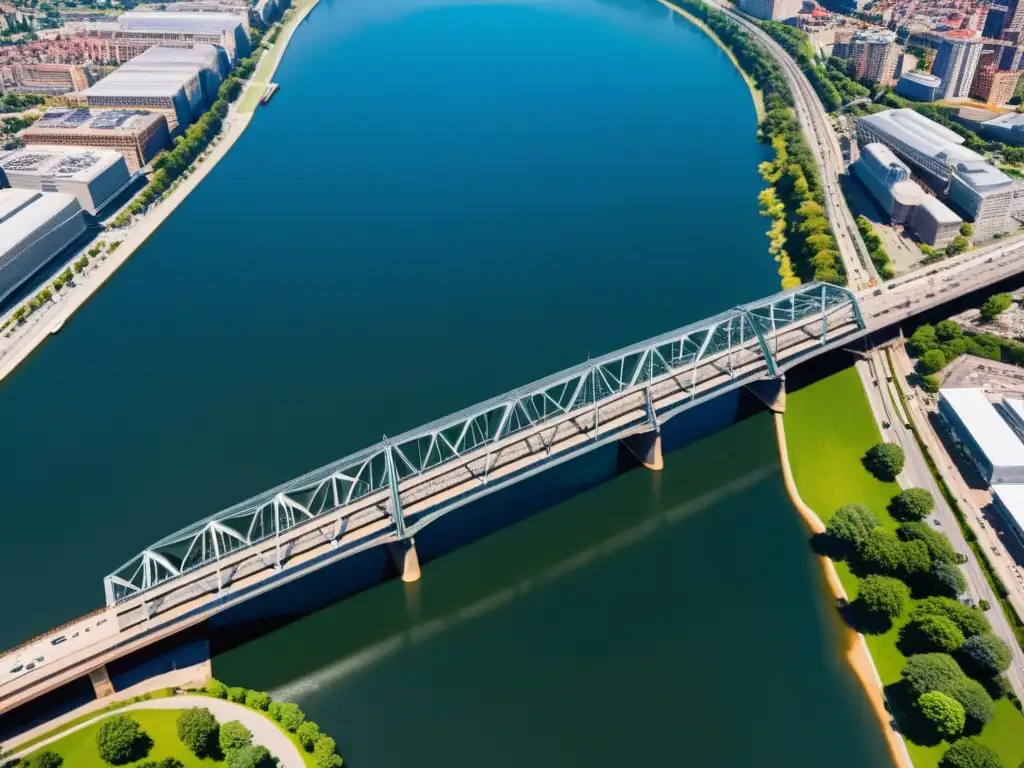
[990,484,1024,544]
[938,387,1024,483]
[932,33,983,98]
[117,11,249,64]
[19,109,170,173]
[895,52,920,80]
[0,189,86,307]
[737,0,801,20]
[969,63,1021,103]
[60,24,232,73]
[0,63,89,95]
[853,142,925,223]
[0,146,131,215]
[911,195,964,245]
[895,70,942,101]
[980,111,1024,144]
[832,28,855,59]
[83,59,199,133]
[117,44,223,110]
[984,4,1009,38]
[848,30,900,85]
[977,37,1024,72]
[947,159,1024,237]
[1003,0,1024,41]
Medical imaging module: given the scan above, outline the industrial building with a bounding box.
[0,189,86,308]
[737,0,800,20]
[117,44,223,110]
[895,71,942,101]
[0,146,131,216]
[83,53,201,133]
[938,388,1024,484]
[912,196,963,246]
[19,109,170,174]
[947,159,1024,238]
[0,63,90,95]
[991,485,1024,545]
[117,11,250,64]
[980,112,1024,145]
[67,24,233,73]
[931,35,983,99]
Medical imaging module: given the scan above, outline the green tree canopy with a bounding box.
[899,522,958,565]
[929,562,967,598]
[865,443,904,480]
[918,690,966,738]
[227,687,246,703]
[313,734,343,768]
[910,324,938,356]
[825,503,879,549]
[204,679,228,699]
[225,745,272,768]
[218,721,252,754]
[96,715,148,765]
[914,597,991,638]
[919,348,948,376]
[939,737,1002,768]
[860,528,931,577]
[961,633,1013,677]
[959,222,973,237]
[35,751,64,768]
[858,574,911,618]
[176,708,219,758]
[980,293,1013,322]
[910,614,967,653]
[935,320,963,342]
[244,690,271,711]
[297,721,322,751]
[891,488,935,522]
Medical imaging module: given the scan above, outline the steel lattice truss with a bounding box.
[104,282,861,604]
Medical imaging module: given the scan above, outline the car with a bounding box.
[25,662,35,671]
[9,664,23,674]
[51,636,66,646]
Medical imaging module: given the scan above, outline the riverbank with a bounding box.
[656,0,764,118]
[774,411,914,768]
[0,0,320,386]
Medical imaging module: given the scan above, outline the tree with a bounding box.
[902,653,995,725]
[940,737,1002,768]
[858,574,911,618]
[219,721,253,754]
[956,678,997,724]
[946,235,970,256]
[980,292,1013,322]
[911,614,966,653]
[936,320,963,342]
[922,374,941,394]
[960,222,973,237]
[205,679,228,699]
[860,528,930,576]
[277,702,305,731]
[225,745,272,768]
[961,633,1013,677]
[297,721,321,751]
[865,443,904,480]
[227,687,247,703]
[35,752,64,768]
[929,562,967,598]
[914,597,991,638]
[892,488,935,521]
[918,691,966,738]
[910,324,938,356]
[313,735,343,768]
[96,715,148,765]
[900,522,958,565]
[919,348,948,375]
[244,690,271,711]
[825,503,879,548]
[176,708,219,758]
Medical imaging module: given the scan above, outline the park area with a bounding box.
[785,366,1024,768]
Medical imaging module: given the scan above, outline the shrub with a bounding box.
[313,734,343,768]
[911,615,966,653]
[176,707,219,758]
[297,721,322,751]
[979,292,1013,322]
[979,599,990,611]
[225,745,272,768]
[96,715,148,765]
[961,633,1013,677]
[929,562,967,598]
[865,442,905,480]
[857,574,911,618]
[136,761,184,768]
[914,597,990,638]
[274,702,305,731]
[940,737,1002,767]
[219,720,253,753]
[918,691,966,738]
[227,687,247,703]
[35,752,63,768]
[205,679,228,699]
[891,488,935,521]
[825,503,879,548]
[244,690,271,711]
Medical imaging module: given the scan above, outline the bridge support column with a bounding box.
[621,429,664,471]
[389,538,421,583]
[746,376,787,414]
[89,664,115,699]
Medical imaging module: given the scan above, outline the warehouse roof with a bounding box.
[992,484,1024,534]
[0,146,124,182]
[940,388,1024,468]
[859,109,983,166]
[917,195,962,223]
[118,11,246,33]
[0,189,81,254]
[86,69,196,99]
[28,108,164,135]
[953,160,1015,192]
[121,43,221,72]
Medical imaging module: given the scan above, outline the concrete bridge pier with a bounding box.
[620,429,664,471]
[746,375,786,414]
[88,664,115,698]
[389,538,421,583]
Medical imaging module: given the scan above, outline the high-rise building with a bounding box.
[737,0,801,20]
[970,64,1021,103]
[1004,0,1024,41]
[848,30,900,85]
[931,34,983,98]
[985,4,1009,38]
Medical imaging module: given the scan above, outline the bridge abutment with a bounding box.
[620,429,664,471]
[88,664,115,698]
[389,538,421,583]
[745,376,786,414]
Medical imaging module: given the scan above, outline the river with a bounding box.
[1,0,892,763]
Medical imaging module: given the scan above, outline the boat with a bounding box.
[261,83,279,105]
[50,318,64,335]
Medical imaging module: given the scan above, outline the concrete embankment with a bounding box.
[773,413,914,768]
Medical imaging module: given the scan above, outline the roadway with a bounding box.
[858,349,1024,698]
[702,0,878,290]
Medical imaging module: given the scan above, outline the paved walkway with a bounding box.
[6,695,305,768]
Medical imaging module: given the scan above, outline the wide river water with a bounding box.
[1,0,894,764]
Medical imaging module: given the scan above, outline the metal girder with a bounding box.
[103,282,862,605]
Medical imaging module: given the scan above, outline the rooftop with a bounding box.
[940,388,1024,468]
[859,108,983,166]
[26,108,164,134]
[118,10,246,32]
[900,71,942,86]
[917,195,962,223]
[986,112,1024,134]
[863,141,912,174]
[952,159,1016,193]
[85,68,197,99]
[0,145,123,182]
[120,43,220,71]
[0,189,80,252]
[991,484,1024,533]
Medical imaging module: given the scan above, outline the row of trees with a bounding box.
[760,22,845,112]
[176,708,271,768]
[855,215,895,280]
[203,679,343,768]
[908,313,1019,391]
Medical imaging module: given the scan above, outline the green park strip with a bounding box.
[785,366,1024,768]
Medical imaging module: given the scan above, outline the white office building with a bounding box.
[738,0,801,20]
[0,146,131,215]
[932,35,983,99]
[0,189,86,306]
[938,388,1024,484]
[948,160,1024,238]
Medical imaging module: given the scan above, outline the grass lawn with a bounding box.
[785,366,1024,768]
[25,709,222,767]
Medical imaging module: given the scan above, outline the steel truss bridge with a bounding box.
[103,282,863,614]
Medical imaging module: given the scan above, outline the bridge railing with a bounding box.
[104,282,861,605]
